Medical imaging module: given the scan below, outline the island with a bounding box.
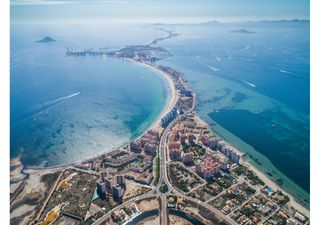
[36,36,56,43]
[230,29,256,34]
[10,28,309,225]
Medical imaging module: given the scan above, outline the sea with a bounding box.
[155,21,310,207]
[10,22,170,167]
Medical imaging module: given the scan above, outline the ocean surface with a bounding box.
[155,21,310,206]
[10,22,169,167]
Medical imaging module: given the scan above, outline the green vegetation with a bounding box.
[182,143,206,156]
[244,186,256,195]
[159,183,169,193]
[245,170,265,186]
[152,156,160,186]
[216,177,232,189]
[233,166,244,176]
[168,163,203,193]
[233,166,265,186]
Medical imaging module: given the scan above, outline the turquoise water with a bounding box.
[10,22,169,167]
[155,21,310,207]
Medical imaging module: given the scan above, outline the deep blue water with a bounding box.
[209,109,309,191]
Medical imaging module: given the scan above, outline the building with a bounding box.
[130,140,141,153]
[112,185,124,199]
[182,152,194,164]
[96,180,106,196]
[188,134,196,145]
[294,211,306,223]
[180,134,187,145]
[201,135,209,146]
[105,175,113,193]
[230,150,240,164]
[116,175,126,187]
[168,142,181,150]
[208,137,218,149]
[169,148,182,161]
[195,160,201,174]
[147,130,159,139]
[220,158,229,170]
[160,107,177,127]
[135,173,153,185]
[286,218,300,225]
[196,158,221,179]
[144,143,158,156]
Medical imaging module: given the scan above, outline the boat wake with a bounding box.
[194,59,220,72]
[12,92,80,126]
[280,69,294,74]
[237,45,250,52]
[237,78,256,87]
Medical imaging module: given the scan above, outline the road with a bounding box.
[91,192,159,225]
[93,80,238,225]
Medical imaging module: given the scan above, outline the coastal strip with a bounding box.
[11,28,309,225]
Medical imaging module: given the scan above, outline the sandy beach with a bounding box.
[127,59,179,133]
[194,115,310,216]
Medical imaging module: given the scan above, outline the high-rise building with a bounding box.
[180,134,187,144]
[182,152,194,164]
[169,148,182,161]
[208,137,218,149]
[105,176,113,193]
[96,180,106,196]
[112,185,124,199]
[195,160,201,174]
[144,143,158,156]
[130,140,141,153]
[116,175,126,187]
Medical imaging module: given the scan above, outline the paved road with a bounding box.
[93,85,239,225]
[92,192,159,225]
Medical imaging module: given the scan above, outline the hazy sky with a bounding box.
[11,0,310,23]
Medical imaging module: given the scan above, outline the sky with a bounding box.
[11,0,310,23]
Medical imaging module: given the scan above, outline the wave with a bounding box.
[216,57,221,61]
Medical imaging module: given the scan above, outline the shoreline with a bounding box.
[11,59,309,219]
[15,58,178,171]
[193,115,310,216]
[127,59,179,133]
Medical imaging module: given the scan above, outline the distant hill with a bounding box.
[148,19,309,28]
[36,36,56,43]
[230,29,256,34]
